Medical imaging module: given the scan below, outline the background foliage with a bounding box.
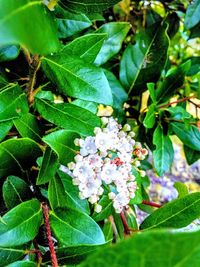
[0,0,200,266]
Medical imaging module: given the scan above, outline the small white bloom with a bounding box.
[123,124,131,132]
[94,204,102,213]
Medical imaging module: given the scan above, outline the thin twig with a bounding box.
[120,211,131,235]
[142,200,162,208]
[159,95,195,109]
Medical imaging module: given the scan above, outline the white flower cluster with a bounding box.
[68,117,148,213]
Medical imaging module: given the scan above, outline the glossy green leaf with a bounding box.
[171,122,200,151]
[0,45,20,62]
[50,208,105,245]
[55,5,92,38]
[0,84,29,122]
[72,99,98,114]
[14,113,42,142]
[153,125,174,176]
[61,33,107,63]
[43,130,79,165]
[120,23,169,94]
[0,0,59,54]
[58,170,90,214]
[184,145,200,165]
[0,138,42,177]
[140,192,200,230]
[156,61,191,103]
[92,195,113,222]
[0,121,13,142]
[60,0,120,13]
[6,261,36,267]
[189,22,200,39]
[94,22,130,65]
[35,98,100,136]
[80,230,200,267]
[143,104,156,129]
[184,56,200,76]
[185,0,200,29]
[41,55,113,105]
[0,246,26,267]
[3,176,32,209]
[0,199,42,247]
[147,83,156,103]
[36,147,59,185]
[174,182,189,199]
[43,244,105,265]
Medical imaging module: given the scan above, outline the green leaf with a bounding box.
[50,208,105,245]
[35,98,100,136]
[156,61,191,103]
[61,33,107,63]
[92,195,113,222]
[80,230,200,267]
[72,99,98,114]
[55,5,92,38]
[43,244,105,265]
[94,22,130,66]
[41,55,113,105]
[153,125,174,176]
[0,45,20,62]
[184,145,200,165]
[120,23,169,95]
[174,182,189,199]
[143,104,156,129]
[0,246,26,267]
[185,0,200,29]
[0,0,59,54]
[36,147,59,185]
[3,176,32,209]
[0,138,42,177]
[140,192,200,230]
[43,130,79,165]
[6,261,36,267]
[0,121,13,142]
[58,170,90,214]
[171,122,200,151]
[14,113,42,142]
[184,56,200,76]
[0,74,8,87]
[0,199,42,247]
[0,84,29,122]
[147,83,156,103]
[60,0,120,13]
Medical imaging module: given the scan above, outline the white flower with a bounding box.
[80,136,97,156]
[95,132,111,152]
[94,204,102,213]
[73,162,94,182]
[100,163,119,184]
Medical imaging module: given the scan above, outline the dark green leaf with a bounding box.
[61,33,107,63]
[120,23,169,94]
[168,106,192,120]
[58,170,90,214]
[0,138,42,177]
[0,246,26,267]
[35,98,100,136]
[184,145,200,165]
[43,130,79,165]
[36,147,59,185]
[147,83,156,103]
[174,182,189,199]
[41,55,113,105]
[0,45,20,62]
[14,113,42,142]
[0,84,28,122]
[143,104,156,129]
[6,261,36,267]
[72,99,98,114]
[60,0,120,13]
[171,122,200,151]
[0,199,42,247]
[3,176,32,209]
[153,125,174,176]
[0,121,12,142]
[94,22,130,65]
[80,230,200,267]
[50,208,105,245]
[0,0,59,54]
[43,244,105,265]
[0,74,7,87]
[55,5,92,38]
[185,56,200,76]
[140,192,200,230]
[185,0,200,29]
[92,195,113,222]
[156,61,191,102]
[189,22,200,39]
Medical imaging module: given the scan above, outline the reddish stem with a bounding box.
[120,211,131,235]
[159,95,195,109]
[42,203,58,267]
[142,200,162,208]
